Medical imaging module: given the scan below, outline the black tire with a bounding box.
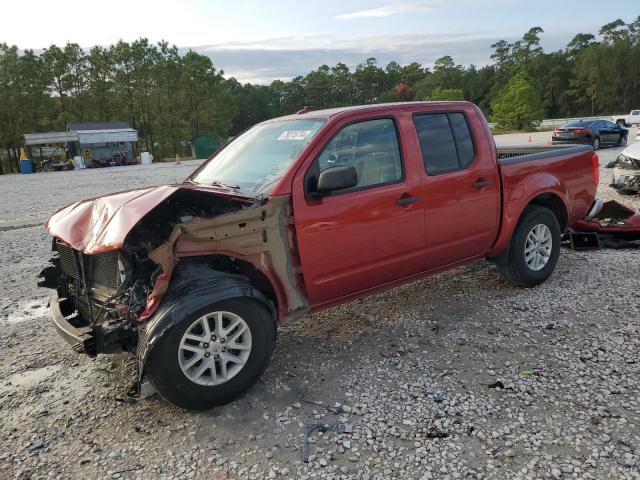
[147,298,276,410]
[592,136,601,150]
[618,135,628,147]
[496,205,561,287]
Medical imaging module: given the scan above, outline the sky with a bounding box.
[2,0,639,83]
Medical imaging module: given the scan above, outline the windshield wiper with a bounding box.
[210,180,241,190]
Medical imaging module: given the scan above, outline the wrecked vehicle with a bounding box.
[608,140,640,194]
[40,101,599,410]
[570,199,640,248]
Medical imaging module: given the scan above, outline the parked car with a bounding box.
[552,119,628,150]
[609,140,640,193]
[612,110,640,127]
[40,101,599,410]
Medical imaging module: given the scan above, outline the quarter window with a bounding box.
[314,118,402,190]
[413,113,476,175]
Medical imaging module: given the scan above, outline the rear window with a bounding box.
[565,121,594,128]
[413,112,476,175]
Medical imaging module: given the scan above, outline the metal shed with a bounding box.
[67,122,138,165]
[23,131,78,146]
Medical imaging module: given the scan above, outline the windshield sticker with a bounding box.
[277,130,311,141]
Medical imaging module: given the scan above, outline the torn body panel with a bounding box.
[573,200,640,239]
[144,194,309,323]
[42,185,309,358]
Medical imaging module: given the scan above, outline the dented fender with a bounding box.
[142,194,309,323]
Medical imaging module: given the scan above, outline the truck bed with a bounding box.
[496,144,592,162]
[487,143,598,257]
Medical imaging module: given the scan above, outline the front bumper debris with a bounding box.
[567,200,640,250]
[612,166,640,192]
[49,294,95,354]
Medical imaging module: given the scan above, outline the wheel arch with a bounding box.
[136,267,276,380]
[527,192,568,232]
[488,188,569,258]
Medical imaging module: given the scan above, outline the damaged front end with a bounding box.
[39,185,280,356]
[40,241,144,355]
[610,152,640,193]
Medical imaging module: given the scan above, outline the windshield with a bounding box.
[190,119,326,196]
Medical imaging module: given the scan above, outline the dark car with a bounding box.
[552,119,628,150]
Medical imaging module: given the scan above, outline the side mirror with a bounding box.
[313,165,358,197]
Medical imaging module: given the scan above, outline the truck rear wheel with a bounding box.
[146,298,276,410]
[497,205,561,287]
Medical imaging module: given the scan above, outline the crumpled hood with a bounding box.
[622,140,640,160]
[45,185,180,254]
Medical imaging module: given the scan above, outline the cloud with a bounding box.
[188,29,579,84]
[190,32,497,83]
[335,1,443,19]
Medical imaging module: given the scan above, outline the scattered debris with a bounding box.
[568,231,600,250]
[426,428,450,439]
[303,422,346,463]
[491,446,506,456]
[28,439,45,453]
[569,200,640,250]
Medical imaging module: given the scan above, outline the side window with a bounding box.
[631,111,639,116]
[449,113,475,168]
[315,119,402,190]
[413,112,476,175]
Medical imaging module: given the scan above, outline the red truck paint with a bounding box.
[46,101,598,322]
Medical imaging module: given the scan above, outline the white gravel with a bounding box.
[0,140,639,480]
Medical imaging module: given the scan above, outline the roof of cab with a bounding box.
[265,101,474,123]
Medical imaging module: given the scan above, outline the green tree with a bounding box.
[426,87,464,101]
[491,73,544,129]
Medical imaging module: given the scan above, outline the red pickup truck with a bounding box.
[41,101,599,410]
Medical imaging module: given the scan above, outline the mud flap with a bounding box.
[568,232,600,250]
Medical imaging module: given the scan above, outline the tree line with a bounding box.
[1,16,639,173]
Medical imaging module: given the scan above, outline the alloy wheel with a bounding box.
[524,224,553,272]
[178,311,252,386]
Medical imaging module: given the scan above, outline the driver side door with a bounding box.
[291,116,427,308]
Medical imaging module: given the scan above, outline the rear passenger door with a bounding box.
[412,111,500,270]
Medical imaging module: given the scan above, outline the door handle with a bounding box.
[395,194,421,206]
[473,179,492,189]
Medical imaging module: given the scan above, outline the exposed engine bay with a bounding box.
[609,150,640,193]
[39,188,249,355]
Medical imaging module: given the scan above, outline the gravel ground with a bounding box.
[0,134,639,480]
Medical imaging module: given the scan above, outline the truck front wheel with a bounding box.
[146,298,276,410]
[496,206,561,287]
